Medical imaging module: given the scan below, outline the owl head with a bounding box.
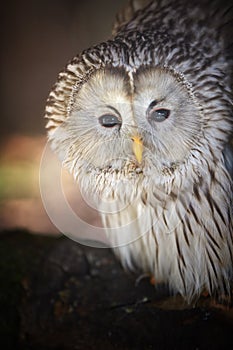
[45,20,232,200]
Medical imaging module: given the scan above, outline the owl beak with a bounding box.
[131,135,143,164]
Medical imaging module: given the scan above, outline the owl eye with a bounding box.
[148,108,170,123]
[99,114,121,128]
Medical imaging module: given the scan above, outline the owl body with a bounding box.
[45,0,233,301]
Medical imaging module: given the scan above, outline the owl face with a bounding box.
[56,67,202,190]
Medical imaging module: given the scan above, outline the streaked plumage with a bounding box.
[45,0,233,301]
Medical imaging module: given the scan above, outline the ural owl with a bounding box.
[45,0,233,302]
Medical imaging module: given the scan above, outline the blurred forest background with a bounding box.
[0,0,125,235]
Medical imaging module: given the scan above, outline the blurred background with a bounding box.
[2,3,233,350]
[0,0,125,235]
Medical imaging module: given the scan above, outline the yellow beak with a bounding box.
[131,135,143,164]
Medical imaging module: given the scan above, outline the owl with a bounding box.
[45,0,233,302]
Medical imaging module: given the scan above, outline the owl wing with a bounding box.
[223,138,233,180]
[220,1,233,180]
[112,0,152,35]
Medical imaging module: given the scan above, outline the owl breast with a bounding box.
[99,153,233,300]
